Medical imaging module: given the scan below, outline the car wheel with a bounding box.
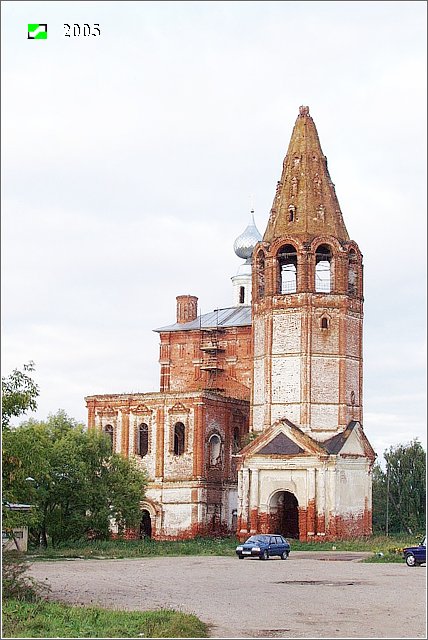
[281,550,289,560]
[405,553,416,567]
[238,555,244,559]
[260,550,269,560]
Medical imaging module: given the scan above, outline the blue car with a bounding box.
[236,534,291,560]
[402,536,426,566]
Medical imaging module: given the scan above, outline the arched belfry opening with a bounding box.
[315,244,333,292]
[256,251,265,298]
[348,248,358,296]
[140,509,152,538]
[269,490,299,539]
[277,244,297,294]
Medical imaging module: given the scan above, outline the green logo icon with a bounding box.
[28,24,47,39]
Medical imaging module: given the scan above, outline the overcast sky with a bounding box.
[2,1,426,464]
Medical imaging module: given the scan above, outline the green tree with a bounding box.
[372,439,426,535]
[371,461,388,534]
[2,362,39,430]
[3,411,148,547]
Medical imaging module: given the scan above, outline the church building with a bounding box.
[85,106,375,541]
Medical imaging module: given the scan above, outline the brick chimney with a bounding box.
[176,295,198,324]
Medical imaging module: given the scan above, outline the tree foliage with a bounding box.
[2,362,39,430]
[372,439,426,535]
[2,411,148,547]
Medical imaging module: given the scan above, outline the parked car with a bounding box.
[236,534,291,560]
[402,536,426,566]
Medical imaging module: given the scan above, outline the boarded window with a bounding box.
[104,424,113,451]
[137,423,149,457]
[174,422,185,456]
[209,434,221,466]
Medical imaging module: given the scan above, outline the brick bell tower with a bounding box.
[237,106,375,541]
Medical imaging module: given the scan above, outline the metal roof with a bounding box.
[154,306,252,333]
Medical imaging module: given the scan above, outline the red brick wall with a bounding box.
[158,326,252,400]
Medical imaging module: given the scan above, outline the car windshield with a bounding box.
[245,536,268,544]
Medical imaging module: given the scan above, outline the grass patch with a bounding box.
[28,536,239,560]
[26,533,423,562]
[2,599,209,638]
[363,552,405,563]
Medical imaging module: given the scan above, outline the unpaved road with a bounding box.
[29,552,426,638]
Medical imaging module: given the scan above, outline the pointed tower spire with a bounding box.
[263,106,349,244]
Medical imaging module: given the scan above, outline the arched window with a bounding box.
[174,422,185,456]
[288,205,296,222]
[321,317,329,329]
[104,424,113,451]
[209,434,221,466]
[277,244,297,294]
[315,244,332,292]
[239,286,245,304]
[348,249,357,296]
[232,427,240,454]
[137,423,149,457]
[257,251,265,298]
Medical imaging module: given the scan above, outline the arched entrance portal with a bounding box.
[269,491,299,539]
[140,509,152,539]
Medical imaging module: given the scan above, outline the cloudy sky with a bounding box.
[2,1,426,463]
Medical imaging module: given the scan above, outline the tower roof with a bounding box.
[263,106,349,244]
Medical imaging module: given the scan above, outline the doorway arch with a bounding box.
[140,509,152,539]
[269,490,299,539]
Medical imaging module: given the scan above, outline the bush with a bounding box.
[2,550,50,601]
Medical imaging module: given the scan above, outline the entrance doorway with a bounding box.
[269,491,299,539]
[140,509,152,538]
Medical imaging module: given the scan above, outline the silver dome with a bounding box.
[233,211,262,260]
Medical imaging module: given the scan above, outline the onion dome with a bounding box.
[233,210,262,260]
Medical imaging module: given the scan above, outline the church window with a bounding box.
[232,427,240,453]
[348,249,357,296]
[288,205,296,222]
[174,422,185,456]
[160,365,170,392]
[104,424,114,451]
[256,251,265,298]
[277,244,297,294]
[239,286,245,304]
[137,423,149,457]
[321,317,329,329]
[209,434,222,466]
[315,244,332,292]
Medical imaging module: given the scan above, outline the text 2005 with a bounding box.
[64,24,101,37]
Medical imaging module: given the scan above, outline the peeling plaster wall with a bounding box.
[272,312,301,354]
[336,462,372,515]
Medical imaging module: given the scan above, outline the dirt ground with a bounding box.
[28,552,426,638]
